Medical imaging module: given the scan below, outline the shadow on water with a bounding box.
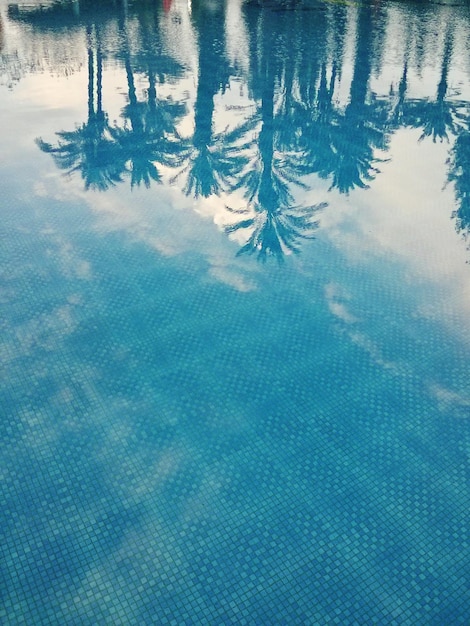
[4,0,470,257]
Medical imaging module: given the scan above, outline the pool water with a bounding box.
[1,0,470,623]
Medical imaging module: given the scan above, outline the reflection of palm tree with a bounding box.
[0,15,4,53]
[321,114,388,195]
[224,4,326,262]
[448,129,470,242]
[326,6,389,194]
[173,0,251,198]
[296,6,389,195]
[389,60,410,129]
[178,121,253,198]
[35,1,188,191]
[225,202,322,263]
[104,4,189,189]
[133,0,187,136]
[111,45,185,188]
[387,15,415,131]
[406,29,457,142]
[37,25,122,190]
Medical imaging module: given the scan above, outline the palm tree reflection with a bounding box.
[0,14,4,53]
[16,0,470,259]
[37,5,188,192]
[36,25,122,191]
[223,3,326,262]
[111,14,187,189]
[172,0,252,199]
[225,202,322,263]
[407,29,458,143]
[297,6,389,195]
[448,130,470,242]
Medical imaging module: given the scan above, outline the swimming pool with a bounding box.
[1,0,470,623]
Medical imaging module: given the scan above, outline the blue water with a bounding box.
[1,0,470,623]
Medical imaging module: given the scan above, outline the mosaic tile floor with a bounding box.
[1,0,470,623]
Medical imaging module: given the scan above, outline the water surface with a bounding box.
[1,0,470,623]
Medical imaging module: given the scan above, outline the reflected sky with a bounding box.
[1,1,470,624]
[1,0,470,321]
